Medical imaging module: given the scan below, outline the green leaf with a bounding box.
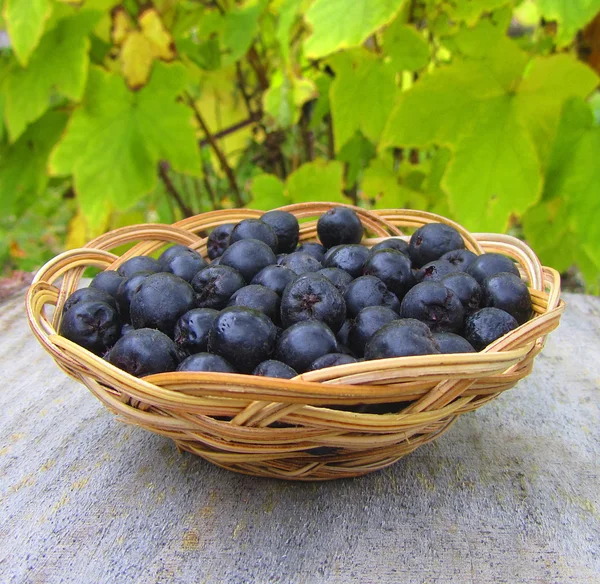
[285,159,349,204]
[3,0,53,66]
[537,0,600,46]
[381,40,599,231]
[337,131,376,188]
[363,155,417,209]
[221,0,267,64]
[263,71,316,128]
[304,0,406,59]
[250,173,289,209]
[49,62,202,229]
[444,0,513,26]
[382,20,430,71]
[442,97,542,230]
[5,11,100,142]
[329,50,396,151]
[309,73,332,130]
[276,0,302,64]
[0,110,69,217]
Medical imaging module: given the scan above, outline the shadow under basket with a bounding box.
[26,203,565,481]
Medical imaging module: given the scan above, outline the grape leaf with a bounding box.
[528,98,600,276]
[537,0,600,46]
[285,160,349,204]
[113,7,176,88]
[263,72,317,128]
[381,42,599,231]
[49,63,202,228]
[445,0,513,26]
[309,73,332,130]
[4,11,100,142]
[362,156,421,209]
[0,111,69,217]
[304,0,406,59]
[276,0,302,64]
[250,174,289,209]
[3,0,53,66]
[337,132,376,188]
[382,20,430,71]
[221,0,267,64]
[329,50,396,152]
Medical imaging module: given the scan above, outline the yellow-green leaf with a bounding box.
[537,0,600,46]
[285,160,349,204]
[121,31,155,89]
[5,11,100,142]
[250,174,289,210]
[382,20,430,71]
[3,0,53,66]
[304,0,406,59]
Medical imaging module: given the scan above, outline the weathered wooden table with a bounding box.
[1,291,599,583]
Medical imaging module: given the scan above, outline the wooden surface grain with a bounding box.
[1,291,599,584]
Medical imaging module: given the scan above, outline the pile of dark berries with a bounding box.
[60,207,532,380]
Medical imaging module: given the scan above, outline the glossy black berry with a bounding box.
[227,284,281,322]
[370,238,410,256]
[362,249,414,300]
[251,265,297,296]
[400,281,464,333]
[278,251,322,275]
[365,320,441,360]
[349,306,399,357]
[261,210,299,254]
[296,242,326,262]
[417,259,458,283]
[90,271,124,299]
[207,223,235,260]
[464,307,518,351]
[323,244,370,278]
[63,287,118,315]
[253,360,298,379]
[60,300,121,356]
[482,272,532,324]
[336,319,352,347]
[433,332,475,354]
[317,267,353,293]
[309,353,358,371]
[317,207,364,249]
[106,328,180,376]
[174,308,219,354]
[230,219,278,253]
[117,256,162,278]
[130,273,196,337]
[220,239,277,282]
[440,249,478,272]
[409,223,465,268]
[176,353,236,373]
[280,274,346,332]
[115,272,153,322]
[208,307,278,373]
[121,323,135,336]
[192,265,245,310]
[158,245,207,282]
[440,272,481,315]
[275,320,338,373]
[344,276,400,318]
[466,253,520,285]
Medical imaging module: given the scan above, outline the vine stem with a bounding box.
[185,93,243,206]
[158,162,194,217]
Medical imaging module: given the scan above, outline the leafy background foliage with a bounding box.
[0,0,599,290]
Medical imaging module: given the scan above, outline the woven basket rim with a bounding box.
[26,204,565,407]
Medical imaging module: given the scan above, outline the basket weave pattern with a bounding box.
[26,204,564,480]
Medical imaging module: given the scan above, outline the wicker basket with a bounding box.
[26,203,564,481]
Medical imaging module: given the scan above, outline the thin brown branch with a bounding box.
[158,162,194,217]
[300,106,315,162]
[247,45,269,91]
[201,167,219,210]
[198,115,260,147]
[326,114,335,160]
[235,62,257,118]
[186,94,243,206]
